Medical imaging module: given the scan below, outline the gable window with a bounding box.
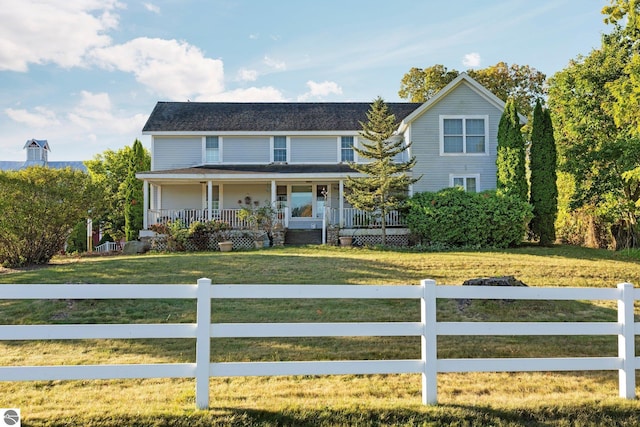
[440,116,488,155]
[341,136,354,162]
[205,136,219,162]
[450,174,479,192]
[273,136,287,162]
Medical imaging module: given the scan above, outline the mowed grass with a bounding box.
[1,245,640,426]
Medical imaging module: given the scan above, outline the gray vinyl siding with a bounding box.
[153,137,202,171]
[162,184,202,209]
[223,137,270,163]
[290,137,337,163]
[410,83,501,194]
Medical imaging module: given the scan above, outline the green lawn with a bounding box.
[1,245,640,426]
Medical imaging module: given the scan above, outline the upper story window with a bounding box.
[205,136,219,162]
[451,174,479,192]
[341,136,354,162]
[440,116,488,155]
[273,136,287,162]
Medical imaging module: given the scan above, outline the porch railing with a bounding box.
[147,208,289,229]
[147,209,245,229]
[327,208,406,228]
[148,207,403,230]
[94,241,120,253]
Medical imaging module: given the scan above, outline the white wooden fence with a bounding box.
[0,279,637,409]
[94,241,120,253]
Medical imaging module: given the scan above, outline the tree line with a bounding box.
[392,0,640,250]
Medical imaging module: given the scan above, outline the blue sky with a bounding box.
[1,0,609,161]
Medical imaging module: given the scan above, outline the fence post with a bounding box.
[421,279,438,405]
[617,282,636,399]
[195,278,212,409]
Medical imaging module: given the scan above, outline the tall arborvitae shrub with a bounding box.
[497,98,528,201]
[124,139,147,241]
[529,100,558,245]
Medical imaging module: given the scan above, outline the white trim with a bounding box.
[144,130,362,137]
[449,173,480,192]
[439,115,489,156]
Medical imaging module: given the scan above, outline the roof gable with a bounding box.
[400,73,527,126]
[142,102,422,133]
[23,139,50,150]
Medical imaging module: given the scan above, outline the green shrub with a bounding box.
[406,188,533,248]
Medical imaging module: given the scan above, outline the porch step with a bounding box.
[285,229,322,246]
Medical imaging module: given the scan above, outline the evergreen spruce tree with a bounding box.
[345,97,420,245]
[529,100,558,245]
[497,98,527,201]
[123,139,147,241]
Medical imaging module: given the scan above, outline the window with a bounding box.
[291,185,312,217]
[273,136,287,162]
[205,136,219,162]
[451,175,479,192]
[441,116,488,154]
[341,136,354,162]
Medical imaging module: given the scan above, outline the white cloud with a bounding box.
[298,80,343,101]
[91,37,225,100]
[263,56,287,71]
[462,52,481,68]
[0,0,122,71]
[5,106,61,127]
[67,91,146,134]
[4,91,147,161]
[143,2,160,14]
[238,68,258,82]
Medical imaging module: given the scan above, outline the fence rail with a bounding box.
[0,280,637,409]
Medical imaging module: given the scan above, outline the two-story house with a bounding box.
[138,73,513,241]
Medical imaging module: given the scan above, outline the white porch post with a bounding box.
[271,180,276,205]
[339,179,344,227]
[143,180,149,229]
[207,181,213,221]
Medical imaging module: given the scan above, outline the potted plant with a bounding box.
[339,235,353,247]
[209,220,232,252]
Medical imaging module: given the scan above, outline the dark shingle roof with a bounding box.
[142,102,423,133]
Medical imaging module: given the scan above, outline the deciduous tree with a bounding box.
[345,97,420,245]
[0,167,97,267]
[548,10,640,249]
[398,62,546,117]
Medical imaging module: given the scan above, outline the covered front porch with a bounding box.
[140,179,407,231]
